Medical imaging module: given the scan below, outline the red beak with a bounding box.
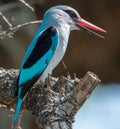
[74,18,106,38]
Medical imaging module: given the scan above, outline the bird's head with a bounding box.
[45,5,106,38]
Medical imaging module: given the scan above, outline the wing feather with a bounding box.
[18,26,59,98]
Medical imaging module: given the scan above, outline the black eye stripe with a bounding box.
[64,10,78,18]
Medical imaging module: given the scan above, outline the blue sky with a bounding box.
[73,84,120,129]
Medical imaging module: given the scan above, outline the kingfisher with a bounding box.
[13,5,106,122]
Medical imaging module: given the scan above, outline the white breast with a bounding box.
[40,24,70,82]
[39,10,71,82]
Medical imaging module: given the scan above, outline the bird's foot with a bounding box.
[45,75,51,91]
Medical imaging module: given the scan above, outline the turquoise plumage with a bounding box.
[14,26,59,122]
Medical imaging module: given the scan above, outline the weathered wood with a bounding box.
[0,67,100,129]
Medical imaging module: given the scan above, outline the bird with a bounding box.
[13,5,106,122]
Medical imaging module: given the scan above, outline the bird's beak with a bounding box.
[74,18,107,38]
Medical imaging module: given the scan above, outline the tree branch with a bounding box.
[18,0,34,12]
[0,12,13,27]
[0,67,100,129]
[0,20,42,39]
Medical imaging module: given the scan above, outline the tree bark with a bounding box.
[0,67,100,129]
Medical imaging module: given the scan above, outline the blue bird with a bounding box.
[14,5,106,122]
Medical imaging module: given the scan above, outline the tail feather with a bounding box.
[13,98,23,122]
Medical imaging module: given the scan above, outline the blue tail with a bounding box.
[13,97,23,122]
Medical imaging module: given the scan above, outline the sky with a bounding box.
[73,84,120,129]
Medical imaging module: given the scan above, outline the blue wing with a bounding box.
[14,26,59,122]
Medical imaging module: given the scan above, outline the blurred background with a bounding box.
[0,0,120,129]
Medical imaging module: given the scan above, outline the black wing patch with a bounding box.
[23,26,57,69]
[20,73,41,98]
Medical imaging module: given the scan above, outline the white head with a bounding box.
[43,5,106,38]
